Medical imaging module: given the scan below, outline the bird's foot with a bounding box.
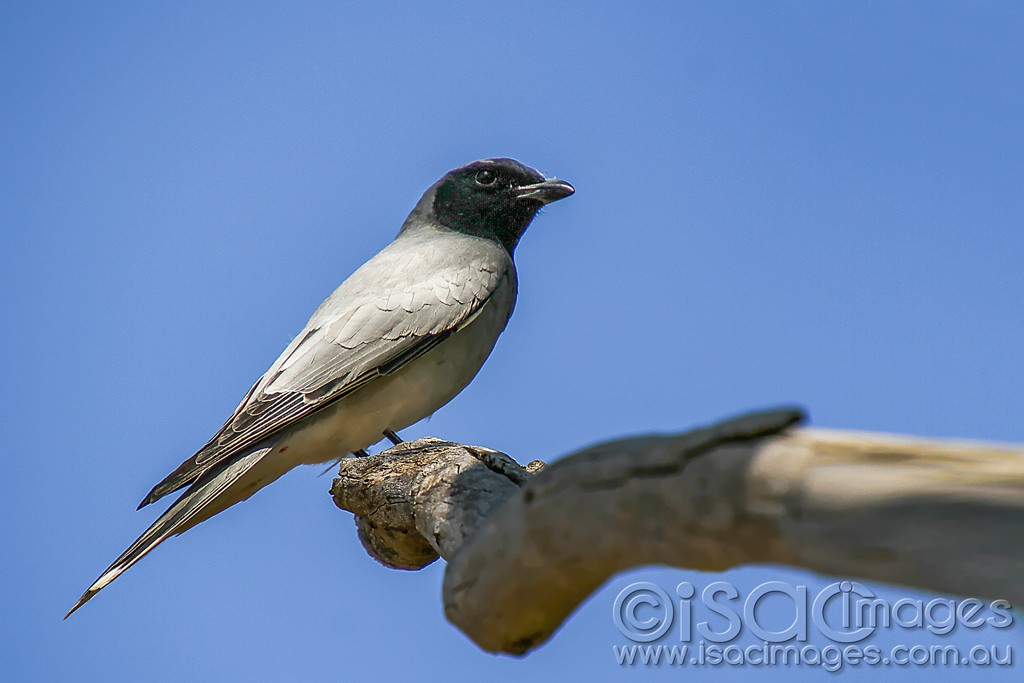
[383,429,403,445]
[352,449,370,458]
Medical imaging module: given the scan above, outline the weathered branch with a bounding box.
[331,408,1024,655]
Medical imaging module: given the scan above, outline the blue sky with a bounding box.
[3,2,1023,681]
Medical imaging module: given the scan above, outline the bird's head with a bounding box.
[414,158,574,252]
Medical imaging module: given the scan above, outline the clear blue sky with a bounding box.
[3,2,1022,681]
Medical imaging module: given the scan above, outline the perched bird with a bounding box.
[67,158,574,617]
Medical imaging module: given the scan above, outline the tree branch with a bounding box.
[330,408,1024,655]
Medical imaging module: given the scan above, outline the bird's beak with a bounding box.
[515,178,575,205]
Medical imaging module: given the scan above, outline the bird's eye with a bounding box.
[475,169,497,186]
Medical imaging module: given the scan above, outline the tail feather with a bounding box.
[65,446,273,618]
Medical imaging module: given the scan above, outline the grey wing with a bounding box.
[139,261,510,508]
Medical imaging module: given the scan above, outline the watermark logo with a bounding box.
[611,579,1014,671]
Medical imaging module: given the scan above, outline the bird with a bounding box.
[66,158,574,617]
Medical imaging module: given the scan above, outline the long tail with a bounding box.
[65,446,273,618]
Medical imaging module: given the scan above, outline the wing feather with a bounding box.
[138,239,513,508]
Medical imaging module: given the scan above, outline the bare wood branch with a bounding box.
[330,408,1024,655]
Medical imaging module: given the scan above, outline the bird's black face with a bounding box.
[432,158,574,252]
